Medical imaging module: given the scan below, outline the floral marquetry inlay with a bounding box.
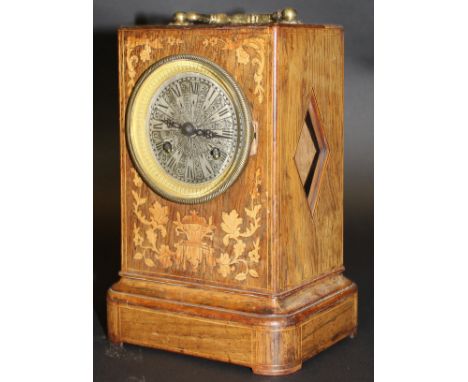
[125,35,266,103]
[126,36,184,95]
[130,169,263,282]
[202,37,265,104]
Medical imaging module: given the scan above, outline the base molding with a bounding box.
[107,275,357,376]
[252,363,302,376]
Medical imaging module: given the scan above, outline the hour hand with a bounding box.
[156,119,181,129]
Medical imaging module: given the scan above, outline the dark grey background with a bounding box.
[94,1,373,381]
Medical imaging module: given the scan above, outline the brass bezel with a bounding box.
[126,54,253,204]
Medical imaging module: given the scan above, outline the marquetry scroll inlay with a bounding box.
[124,35,266,104]
[130,169,263,282]
[126,36,184,95]
[202,37,265,104]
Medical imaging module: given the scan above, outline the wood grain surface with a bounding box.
[108,23,357,375]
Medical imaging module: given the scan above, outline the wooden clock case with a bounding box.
[107,22,357,376]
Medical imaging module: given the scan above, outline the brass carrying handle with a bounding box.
[171,7,299,26]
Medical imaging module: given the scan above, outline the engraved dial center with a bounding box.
[148,73,240,184]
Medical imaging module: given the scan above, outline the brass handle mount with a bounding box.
[171,7,299,26]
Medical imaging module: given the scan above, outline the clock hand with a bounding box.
[155,119,182,129]
[159,122,229,139]
[210,131,231,139]
[194,129,230,139]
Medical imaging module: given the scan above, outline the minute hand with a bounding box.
[197,129,231,139]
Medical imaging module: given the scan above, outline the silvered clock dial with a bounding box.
[149,74,238,184]
[126,55,253,204]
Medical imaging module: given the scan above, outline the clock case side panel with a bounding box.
[275,26,346,291]
[117,27,274,293]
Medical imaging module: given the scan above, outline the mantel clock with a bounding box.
[107,8,358,375]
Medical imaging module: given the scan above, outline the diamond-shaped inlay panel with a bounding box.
[294,98,329,215]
